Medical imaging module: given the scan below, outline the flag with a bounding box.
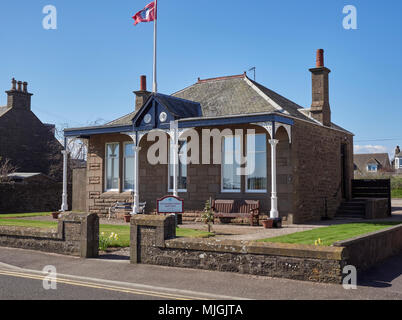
[132,1,156,25]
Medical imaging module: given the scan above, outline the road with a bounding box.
[1,246,402,300]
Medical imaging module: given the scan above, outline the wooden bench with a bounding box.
[108,201,146,220]
[211,200,260,226]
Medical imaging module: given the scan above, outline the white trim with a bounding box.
[245,133,268,194]
[123,141,135,192]
[168,138,188,193]
[105,142,120,192]
[244,77,289,115]
[221,134,242,193]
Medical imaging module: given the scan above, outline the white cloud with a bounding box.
[354,145,389,154]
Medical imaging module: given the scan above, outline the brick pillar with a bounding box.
[130,215,176,264]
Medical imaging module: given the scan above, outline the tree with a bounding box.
[202,199,215,233]
[0,157,17,182]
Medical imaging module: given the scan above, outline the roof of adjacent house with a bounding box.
[0,106,11,118]
[354,153,391,172]
[72,73,351,134]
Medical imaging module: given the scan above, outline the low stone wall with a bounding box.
[0,212,99,258]
[364,198,389,219]
[334,224,402,271]
[130,215,347,283]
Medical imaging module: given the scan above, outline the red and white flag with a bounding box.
[132,1,156,25]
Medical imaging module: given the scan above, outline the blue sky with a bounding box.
[0,0,401,157]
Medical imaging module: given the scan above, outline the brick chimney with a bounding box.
[309,49,331,126]
[133,75,151,111]
[6,78,33,110]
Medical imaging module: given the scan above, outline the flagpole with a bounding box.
[153,0,157,93]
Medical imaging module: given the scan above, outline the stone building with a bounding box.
[0,79,63,180]
[65,49,354,224]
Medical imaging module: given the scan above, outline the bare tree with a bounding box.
[0,157,17,182]
[55,118,107,161]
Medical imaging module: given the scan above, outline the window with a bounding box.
[169,140,187,192]
[105,143,119,191]
[123,142,134,191]
[397,157,402,169]
[246,133,267,192]
[367,164,378,172]
[221,135,241,192]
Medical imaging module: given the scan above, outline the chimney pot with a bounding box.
[140,75,147,91]
[11,78,17,91]
[316,49,324,68]
[23,82,28,93]
[17,81,22,91]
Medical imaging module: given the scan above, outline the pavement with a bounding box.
[2,245,402,300]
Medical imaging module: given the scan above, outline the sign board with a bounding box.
[157,196,184,214]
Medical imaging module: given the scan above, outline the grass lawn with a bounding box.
[0,219,214,248]
[258,221,402,246]
[392,189,402,199]
[0,212,52,218]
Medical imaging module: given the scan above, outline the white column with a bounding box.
[60,150,69,212]
[132,146,140,215]
[172,125,179,197]
[269,139,279,219]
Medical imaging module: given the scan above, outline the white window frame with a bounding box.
[367,164,378,172]
[105,142,120,192]
[245,133,268,194]
[397,157,402,169]
[168,139,188,193]
[221,134,242,193]
[123,141,134,192]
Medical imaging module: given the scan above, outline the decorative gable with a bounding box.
[132,93,202,130]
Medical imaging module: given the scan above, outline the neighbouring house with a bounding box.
[64,49,354,224]
[0,79,63,181]
[393,146,402,174]
[354,153,392,176]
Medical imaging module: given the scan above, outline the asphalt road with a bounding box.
[1,246,402,300]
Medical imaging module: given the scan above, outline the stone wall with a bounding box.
[72,168,87,212]
[364,198,389,219]
[0,212,99,257]
[130,215,347,284]
[291,119,354,223]
[334,224,402,271]
[0,181,72,214]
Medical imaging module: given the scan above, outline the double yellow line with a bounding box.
[0,269,206,300]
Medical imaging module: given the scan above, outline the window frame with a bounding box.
[221,134,242,193]
[367,163,378,172]
[104,142,120,192]
[245,133,268,194]
[168,139,188,193]
[122,141,135,192]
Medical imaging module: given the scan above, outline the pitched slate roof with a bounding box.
[155,93,202,118]
[172,74,314,122]
[101,73,349,133]
[354,153,391,172]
